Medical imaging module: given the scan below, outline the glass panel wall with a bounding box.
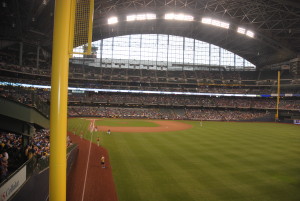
[73,34,255,70]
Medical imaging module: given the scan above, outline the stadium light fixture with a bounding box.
[146,13,156,20]
[202,18,212,24]
[220,22,230,29]
[201,17,229,29]
[108,17,118,25]
[126,13,156,21]
[165,13,174,20]
[237,27,246,34]
[165,13,194,21]
[136,14,146,20]
[246,30,254,38]
[237,27,254,38]
[127,15,135,21]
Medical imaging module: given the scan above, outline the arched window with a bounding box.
[73,34,255,70]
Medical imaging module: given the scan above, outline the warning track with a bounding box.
[67,133,118,201]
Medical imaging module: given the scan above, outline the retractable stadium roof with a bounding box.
[0,0,299,68]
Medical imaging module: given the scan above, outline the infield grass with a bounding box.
[68,118,300,201]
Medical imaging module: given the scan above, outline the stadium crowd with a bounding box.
[0,132,21,181]
[1,61,300,94]
[1,85,299,113]
[68,106,269,121]
[68,92,300,110]
[0,129,72,182]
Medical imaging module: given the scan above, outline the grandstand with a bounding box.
[0,0,300,201]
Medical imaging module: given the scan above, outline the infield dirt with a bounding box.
[95,120,193,132]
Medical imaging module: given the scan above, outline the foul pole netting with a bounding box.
[69,0,94,55]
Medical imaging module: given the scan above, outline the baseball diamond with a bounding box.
[0,1,300,201]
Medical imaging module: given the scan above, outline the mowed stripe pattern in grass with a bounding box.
[95,118,159,127]
[68,119,300,201]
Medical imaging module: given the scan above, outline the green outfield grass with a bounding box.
[68,118,300,201]
[94,118,159,127]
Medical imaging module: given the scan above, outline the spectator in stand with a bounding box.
[0,127,75,182]
[0,152,8,181]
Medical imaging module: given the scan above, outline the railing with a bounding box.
[0,143,78,189]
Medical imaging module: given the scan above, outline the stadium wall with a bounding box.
[0,97,49,129]
[7,144,78,201]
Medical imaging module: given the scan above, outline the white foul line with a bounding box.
[81,120,95,201]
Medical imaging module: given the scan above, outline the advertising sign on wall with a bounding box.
[0,166,26,201]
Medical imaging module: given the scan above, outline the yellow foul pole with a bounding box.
[275,70,281,120]
[50,0,72,201]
